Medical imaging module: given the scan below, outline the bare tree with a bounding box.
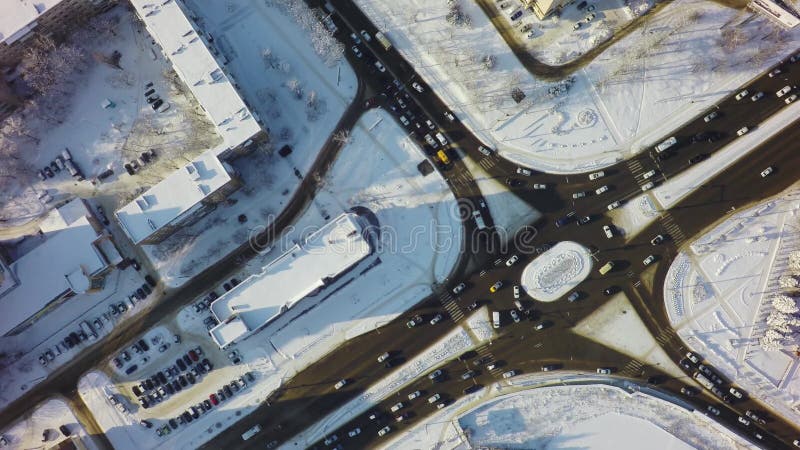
[286,78,303,99]
[332,129,351,145]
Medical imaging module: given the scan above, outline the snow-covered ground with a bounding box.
[611,98,800,238]
[79,108,462,450]
[0,397,100,450]
[141,0,358,287]
[665,185,800,425]
[0,264,154,413]
[354,0,799,173]
[520,241,592,302]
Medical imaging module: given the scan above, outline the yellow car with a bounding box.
[489,281,503,293]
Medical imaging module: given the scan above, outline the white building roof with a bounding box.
[0,0,62,45]
[115,149,233,245]
[129,0,261,149]
[209,316,249,349]
[209,213,371,348]
[0,199,109,336]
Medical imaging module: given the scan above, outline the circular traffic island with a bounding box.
[520,241,593,302]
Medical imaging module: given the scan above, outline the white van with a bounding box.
[435,132,448,146]
[492,311,501,329]
[654,136,677,153]
[472,210,487,230]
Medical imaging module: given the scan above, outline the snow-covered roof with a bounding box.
[115,149,234,245]
[209,316,249,349]
[0,0,62,45]
[209,213,371,348]
[129,0,261,149]
[0,199,110,336]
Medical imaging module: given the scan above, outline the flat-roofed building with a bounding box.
[0,198,121,336]
[129,0,264,154]
[209,213,372,349]
[115,149,240,245]
[521,0,571,20]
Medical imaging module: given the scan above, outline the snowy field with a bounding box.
[141,0,358,287]
[0,265,154,413]
[665,186,800,425]
[0,6,219,230]
[0,398,100,450]
[354,0,799,173]
[520,241,592,301]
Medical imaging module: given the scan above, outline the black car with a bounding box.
[186,373,196,384]
[147,95,160,104]
[141,399,150,409]
[124,163,135,175]
[505,178,524,188]
[141,283,152,296]
[157,371,168,385]
[463,384,483,395]
[202,358,213,371]
[688,154,706,164]
[70,332,80,344]
[223,282,232,291]
[182,354,192,366]
[125,364,138,375]
[223,385,233,397]
[144,275,156,287]
[132,385,142,396]
[190,407,200,419]
[182,412,192,423]
[138,339,149,352]
[176,358,187,371]
[602,286,619,296]
[168,418,178,430]
[245,372,255,382]
[203,399,212,410]
[136,288,145,299]
[217,389,226,401]
[172,380,182,392]
[165,383,175,395]
[195,363,206,374]
[145,379,154,390]
[230,278,240,287]
[679,358,693,370]
[151,99,163,110]
[144,88,155,97]
[43,166,54,177]
[178,375,188,387]
[151,375,161,387]
[230,381,240,392]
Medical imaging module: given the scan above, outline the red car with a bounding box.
[209,394,219,405]
[188,350,199,362]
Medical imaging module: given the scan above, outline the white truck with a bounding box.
[375,31,392,50]
[242,424,261,441]
[472,210,487,230]
[492,311,501,329]
[654,136,677,153]
[692,371,715,390]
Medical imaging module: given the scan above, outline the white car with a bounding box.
[607,200,621,210]
[729,387,744,399]
[735,89,749,100]
[685,351,701,363]
[424,134,438,147]
[412,82,424,93]
[502,370,517,379]
[642,169,656,180]
[597,367,612,374]
[452,283,466,295]
[603,225,613,239]
[334,379,347,390]
[377,352,390,363]
[736,127,749,136]
[425,119,435,130]
[390,402,404,412]
[378,426,391,436]
[750,91,764,102]
[430,314,443,325]
[777,85,792,97]
[510,310,520,323]
[374,61,386,72]
[348,428,361,437]
[399,115,409,126]
[444,111,456,121]
[360,30,371,41]
[737,416,750,426]
[595,185,609,195]
[588,170,605,180]
[407,390,421,400]
[643,255,656,266]
[641,181,654,192]
[505,255,519,266]
[760,166,773,177]
[478,145,492,156]
[786,94,798,104]
[572,191,586,199]
[428,393,441,404]
[651,234,665,245]
[516,167,532,176]
[436,402,446,409]
[513,285,520,299]
[703,111,718,122]
[768,68,782,77]
[351,46,362,58]
[532,183,547,190]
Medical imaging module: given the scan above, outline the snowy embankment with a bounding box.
[354,0,799,173]
[0,398,100,450]
[665,187,800,426]
[143,0,357,287]
[281,313,489,448]
[611,98,800,238]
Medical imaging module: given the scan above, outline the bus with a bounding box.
[436,149,450,165]
[242,425,261,441]
[375,31,392,50]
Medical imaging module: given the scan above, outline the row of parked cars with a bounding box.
[124,148,158,176]
[37,148,83,182]
[135,347,211,409]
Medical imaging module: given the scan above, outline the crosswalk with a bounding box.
[626,158,646,179]
[438,292,464,322]
[474,344,503,377]
[478,156,498,171]
[654,327,678,347]
[659,212,687,247]
[618,359,645,377]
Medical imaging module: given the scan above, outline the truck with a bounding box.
[472,210,487,230]
[241,424,261,441]
[436,149,450,165]
[654,136,677,153]
[80,320,97,341]
[692,371,715,390]
[375,31,392,50]
[492,311,500,329]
